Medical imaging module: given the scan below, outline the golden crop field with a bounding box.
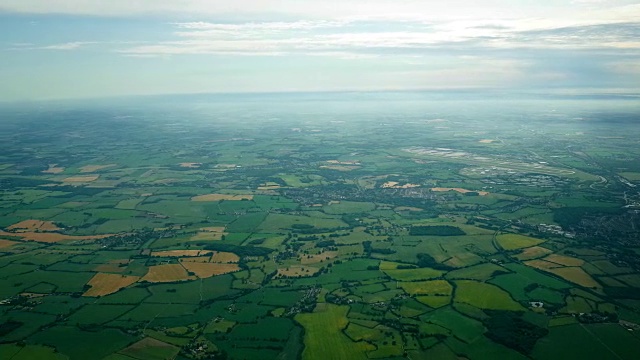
[79,164,116,173]
[142,264,195,282]
[191,194,254,201]
[515,246,553,260]
[83,273,140,297]
[210,251,240,263]
[7,219,61,232]
[151,250,213,257]
[180,262,240,278]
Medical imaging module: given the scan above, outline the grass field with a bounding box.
[296,304,373,360]
[454,280,525,311]
[384,268,444,281]
[446,263,507,281]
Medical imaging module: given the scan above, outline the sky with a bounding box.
[1,0,639,101]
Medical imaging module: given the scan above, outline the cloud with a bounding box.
[7,41,95,51]
[115,18,640,58]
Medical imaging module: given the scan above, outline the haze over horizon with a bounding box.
[1,0,640,101]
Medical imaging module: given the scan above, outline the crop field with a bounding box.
[1,94,640,359]
[191,194,254,201]
[141,264,196,282]
[83,273,141,297]
[181,262,241,278]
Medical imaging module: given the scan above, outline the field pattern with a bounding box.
[1,94,640,360]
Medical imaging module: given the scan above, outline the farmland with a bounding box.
[1,92,640,359]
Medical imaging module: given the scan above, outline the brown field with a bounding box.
[79,164,116,173]
[0,230,113,243]
[211,251,240,263]
[301,251,338,265]
[191,194,254,201]
[151,250,213,258]
[200,227,226,233]
[525,259,564,270]
[83,273,140,297]
[543,254,584,267]
[276,266,320,278]
[141,264,196,283]
[0,239,19,249]
[190,231,226,241]
[63,175,99,183]
[381,181,420,189]
[515,246,553,260]
[42,164,65,174]
[320,165,360,171]
[258,182,281,190]
[181,262,240,278]
[431,187,489,196]
[119,337,178,359]
[179,162,201,168]
[327,160,360,165]
[179,256,212,263]
[394,206,424,212]
[7,220,61,232]
[94,259,131,273]
[546,267,600,288]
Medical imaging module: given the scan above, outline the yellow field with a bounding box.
[431,187,489,196]
[63,175,99,183]
[479,139,496,143]
[543,254,584,267]
[42,164,65,174]
[83,273,140,297]
[178,162,201,168]
[319,165,360,171]
[515,246,553,260]
[181,262,240,278]
[190,231,226,241]
[300,251,338,265]
[142,264,195,282]
[178,256,212,263]
[191,194,254,201]
[79,164,116,173]
[0,239,18,248]
[399,280,452,296]
[211,251,240,263]
[0,230,113,243]
[277,266,320,278]
[525,261,600,288]
[7,219,61,232]
[151,250,213,257]
[619,172,640,181]
[199,227,226,233]
[496,233,545,250]
[525,259,564,270]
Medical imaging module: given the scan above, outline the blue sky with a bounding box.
[1,0,639,101]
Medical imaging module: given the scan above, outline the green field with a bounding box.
[296,304,373,360]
